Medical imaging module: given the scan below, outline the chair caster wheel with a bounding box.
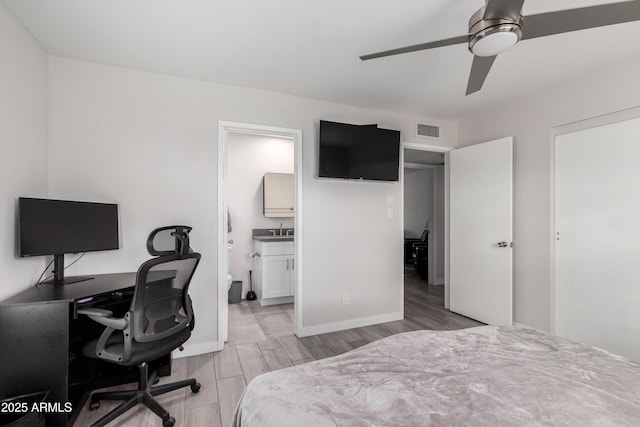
[89,401,100,411]
[191,382,201,393]
[163,416,175,427]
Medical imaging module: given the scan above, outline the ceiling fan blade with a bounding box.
[521,0,640,41]
[483,0,525,21]
[360,34,469,60]
[466,55,497,95]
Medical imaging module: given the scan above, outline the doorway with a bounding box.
[217,122,303,350]
[402,137,514,326]
[402,143,448,313]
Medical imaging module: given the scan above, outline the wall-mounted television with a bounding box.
[18,197,119,285]
[318,120,400,182]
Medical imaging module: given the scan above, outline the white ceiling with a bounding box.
[3,0,640,120]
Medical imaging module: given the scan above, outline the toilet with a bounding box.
[227,241,233,290]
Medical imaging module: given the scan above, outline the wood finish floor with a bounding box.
[73,267,482,426]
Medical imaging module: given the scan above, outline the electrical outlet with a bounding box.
[387,208,394,219]
[342,292,350,305]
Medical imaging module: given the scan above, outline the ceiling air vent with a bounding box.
[416,123,440,139]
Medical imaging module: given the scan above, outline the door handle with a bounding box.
[497,241,509,248]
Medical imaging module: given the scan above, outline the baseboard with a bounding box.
[173,340,221,358]
[433,277,445,285]
[513,322,548,333]
[297,311,403,338]
[259,296,294,306]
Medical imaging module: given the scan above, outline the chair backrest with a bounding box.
[130,226,200,343]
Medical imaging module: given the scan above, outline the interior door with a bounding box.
[449,137,513,325]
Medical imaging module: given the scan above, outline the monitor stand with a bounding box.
[40,254,95,285]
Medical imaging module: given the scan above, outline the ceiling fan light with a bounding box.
[470,25,522,57]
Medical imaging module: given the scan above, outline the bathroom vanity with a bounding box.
[252,237,295,306]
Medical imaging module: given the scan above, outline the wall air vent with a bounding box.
[416,123,440,139]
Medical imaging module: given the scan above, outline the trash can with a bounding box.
[0,391,48,427]
[228,280,242,304]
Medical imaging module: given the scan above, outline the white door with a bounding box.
[449,137,513,325]
[555,117,640,362]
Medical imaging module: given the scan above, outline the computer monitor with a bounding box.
[18,197,120,285]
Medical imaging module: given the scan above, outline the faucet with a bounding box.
[279,222,284,236]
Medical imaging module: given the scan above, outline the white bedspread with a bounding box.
[233,326,640,426]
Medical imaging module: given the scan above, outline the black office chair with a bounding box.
[78,226,201,427]
[411,229,429,280]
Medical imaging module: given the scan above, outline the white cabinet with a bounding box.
[254,240,295,306]
[261,255,293,299]
[263,173,294,217]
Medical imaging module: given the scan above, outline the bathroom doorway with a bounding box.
[217,122,303,349]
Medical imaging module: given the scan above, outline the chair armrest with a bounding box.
[77,308,113,317]
[186,295,195,331]
[77,308,128,330]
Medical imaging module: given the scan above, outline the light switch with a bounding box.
[387,195,394,205]
[342,292,350,305]
[387,208,394,219]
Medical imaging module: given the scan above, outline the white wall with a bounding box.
[458,55,640,332]
[403,168,432,238]
[227,133,294,297]
[0,4,49,300]
[48,56,458,346]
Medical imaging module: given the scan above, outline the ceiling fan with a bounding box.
[360,0,640,95]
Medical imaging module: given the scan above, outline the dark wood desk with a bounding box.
[1,273,138,427]
[2,272,138,306]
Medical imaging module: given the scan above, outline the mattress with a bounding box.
[233,325,640,426]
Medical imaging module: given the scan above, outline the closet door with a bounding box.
[555,116,640,362]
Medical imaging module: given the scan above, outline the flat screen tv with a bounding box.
[18,197,119,285]
[319,120,400,181]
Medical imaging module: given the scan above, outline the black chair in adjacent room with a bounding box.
[404,237,421,264]
[411,229,429,280]
[78,226,201,427]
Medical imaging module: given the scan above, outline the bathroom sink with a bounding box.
[253,235,294,242]
[252,228,294,241]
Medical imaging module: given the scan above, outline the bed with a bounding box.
[233,325,640,426]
